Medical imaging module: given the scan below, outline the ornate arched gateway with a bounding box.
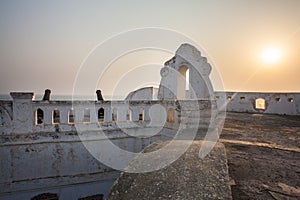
[158,43,214,100]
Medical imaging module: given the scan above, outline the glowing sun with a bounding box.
[261,47,282,64]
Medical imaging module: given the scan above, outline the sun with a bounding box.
[261,47,282,64]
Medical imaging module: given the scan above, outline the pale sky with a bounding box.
[0,0,300,98]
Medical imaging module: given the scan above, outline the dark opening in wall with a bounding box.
[139,108,144,121]
[84,108,90,123]
[288,97,294,103]
[227,96,232,101]
[98,108,104,122]
[275,97,281,102]
[31,193,58,200]
[52,109,60,124]
[68,109,75,124]
[255,98,266,110]
[78,194,104,200]
[36,108,44,125]
[240,97,245,100]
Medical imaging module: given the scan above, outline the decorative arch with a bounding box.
[157,43,213,100]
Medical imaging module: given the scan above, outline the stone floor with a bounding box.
[108,140,232,200]
[220,112,300,200]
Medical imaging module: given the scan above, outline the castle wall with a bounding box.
[215,92,300,115]
[0,91,299,199]
[0,94,183,199]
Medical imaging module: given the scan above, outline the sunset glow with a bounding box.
[261,47,282,64]
[0,1,299,94]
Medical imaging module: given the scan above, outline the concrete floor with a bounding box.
[220,112,300,200]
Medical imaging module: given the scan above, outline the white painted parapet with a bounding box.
[0,93,186,135]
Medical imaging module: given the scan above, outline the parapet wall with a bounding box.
[216,92,300,115]
[1,91,300,135]
[0,93,182,135]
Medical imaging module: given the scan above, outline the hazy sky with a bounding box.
[0,0,300,98]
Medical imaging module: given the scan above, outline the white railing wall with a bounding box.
[0,93,181,134]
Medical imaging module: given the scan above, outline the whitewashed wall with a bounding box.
[0,93,183,135]
[215,92,300,115]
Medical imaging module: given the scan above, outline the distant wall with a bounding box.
[215,92,300,115]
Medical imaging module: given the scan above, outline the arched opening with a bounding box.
[98,108,104,122]
[139,108,144,121]
[186,68,189,91]
[36,108,44,125]
[112,108,117,122]
[255,98,266,110]
[177,66,189,100]
[127,109,132,121]
[83,108,90,123]
[52,109,60,124]
[68,109,75,124]
[167,108,175,123]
